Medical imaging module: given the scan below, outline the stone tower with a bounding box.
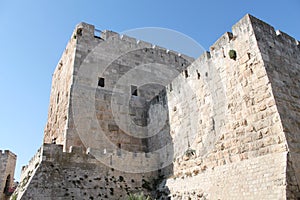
[0,150,16,200]
[43,22,193,155]
[13,14,300,199]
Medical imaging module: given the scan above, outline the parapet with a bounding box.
[41,143,95,162]
[210,32,233,52]
[75,22,96,39]
[197,13,299,65]
[21,147,42,174]
[0,149,17,159]
[276,30,300,46]
[40,143,160,173]
[247,14,299,47]
[73,22,195,62]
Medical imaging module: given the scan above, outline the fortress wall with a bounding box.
[164,14,288,199]
[22,15,300,199]
[65,22,193,153]
[249,15,300,199]
[0,151,8,195]
[146,89,171,152]
[17,144,158,200]
[15,148,42,200]
[166,152,287,199]
[0,150,17,200]
[20,147,42,181]
[145,88,176,177]
[43,24,80,145]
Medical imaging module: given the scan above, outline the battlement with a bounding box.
[21,147,42,174]
[210,32,234,52]
[206,14,299,64]
[16,143,159,199]
[246,14,299,46]
[40,144,159,173]
[0,149,17,158]
[14,14,300,199]
[73,22,194,62]
[0,149,17,200]
[42,143,160,161]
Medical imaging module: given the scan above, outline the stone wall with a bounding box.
[63,22,193,155]
[166,152,287,199]
[0,150,16,200]
[13,147,42,199]
[43,24,78,146]
[19,14,300,199]
[161,14,292,199]
[250,16,300,199]
[16,144,158,200]
[43,21,194,153]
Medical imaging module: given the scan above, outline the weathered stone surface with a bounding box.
[0,150,16,200]
[13,14,300,199]
[16,144,157,200]
[162,14,300,199]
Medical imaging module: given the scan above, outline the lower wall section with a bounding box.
[15,144,157,200]
[165,152,287,200]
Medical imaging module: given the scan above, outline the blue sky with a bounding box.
[1,1,299,180]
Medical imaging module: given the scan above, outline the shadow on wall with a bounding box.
[145,88,174,199]
[94,78,175,199]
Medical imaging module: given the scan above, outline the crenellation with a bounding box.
[152,45,166,52]
[120,34,138,44]
[69,145,84,154]
[75,22,95,39]
[12,14,300,199]
[0,149,17,200]
[20,147,42,180]
[94,28,102,38]
[247,14,276,35]
[135,39,152,48]
[101,29,119,40]
[0,150,16,158]
[210,31,233,53]
[160,14,299,199]
[15,143,158,199]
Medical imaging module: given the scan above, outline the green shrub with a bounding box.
[127,192,151,200]
[185,148,196,157]
[11,193,17,200]
[228,49,237,60]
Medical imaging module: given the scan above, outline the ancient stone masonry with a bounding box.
[43,22,193,153]
[163,15,300,199]
[0,150,16,200]
[250,18,300,198]
[15,144,158,199]
[13,14,300,199]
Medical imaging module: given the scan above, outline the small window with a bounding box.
[184,70,189,78]
[56,92,60,104]
[196,70,201,79]
[117,143,121,156]
[98,77,105,87]
[131,85,138,96]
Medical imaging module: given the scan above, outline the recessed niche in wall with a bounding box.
[98,77,105,87]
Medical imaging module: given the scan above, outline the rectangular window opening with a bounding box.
[117,143,121,156]
[196,70,201,79]
[131,85,138,96]
[98,77,105,87]
[184,70,189,78]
